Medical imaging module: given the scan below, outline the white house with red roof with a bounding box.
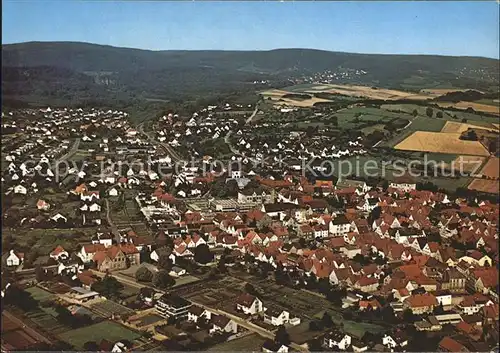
[235,293,263,315]
[5,250,24,267]
[78,244,107,263]
[50,245,69,261]
[36,199,50,211]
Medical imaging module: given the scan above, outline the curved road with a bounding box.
[57,138,80,162]
[137,123,183,162]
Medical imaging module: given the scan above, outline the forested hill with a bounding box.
[3,41,499,107]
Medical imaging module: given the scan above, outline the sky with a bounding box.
[2,1,499,58]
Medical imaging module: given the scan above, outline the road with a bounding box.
[137,123,183,162]
[104,198,120,237]
[245,102,261,125]
[57,138,80,162]
[3,310,53,345]
[91,270,307,351]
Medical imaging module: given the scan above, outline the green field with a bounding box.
[381,103,499,125]
[25,286,54,301]
[3,227,94,255]
[407,116,447,132]
[380,116,446,148]
[58,321,141,349]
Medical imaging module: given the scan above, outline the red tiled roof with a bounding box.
[405,293,438,308]
[439,337,469,352]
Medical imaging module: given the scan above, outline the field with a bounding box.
[477,157,500,178]
[279,96,333,107]
[174,271,386,342]
[2,313,49,350]
[25,286,54,301]
[58,321,141,349]
[274,83,443,101]
[394,131,490,156]
[3,227,96,255]
[436,101,500,116]
[420,88,472,95]
[468,179,499,194]
[89,300,135,318]
[441,121,498,133]
[439,155,486,174]
[381,103,500,125]
[208,333,266,351]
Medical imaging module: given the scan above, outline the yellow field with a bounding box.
[468,179,499,194]
[441,121,499,133]
[278,97,332,107]
[478,157,500,179]
[260,88,333,107]
[420,88,473,96]
[436,101,500,116]
[260,89,292,97]
[394,131,490,156]
[302,84,434,101]
[439,155,486,173]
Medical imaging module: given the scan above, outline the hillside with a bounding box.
[2,41,499,107]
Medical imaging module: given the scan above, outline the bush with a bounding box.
[135,266,154,282]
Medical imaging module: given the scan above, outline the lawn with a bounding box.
[25,286,54,301]
[5,227,94,255]
[58,321,141,349]
[315,310,385,338]
[208,333,266,351]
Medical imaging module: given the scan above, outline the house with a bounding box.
[67,287,100,303]
[440,268,466,292]
[263,308,290,326]
[92,232,113,248]
[79,244,107,263]
[471,267,499,294]
[81,191,100,202]
[13,185,27,194]
[262,340,289,353]
[389,175,416,192]
[323,331,351,350]
[438,336,469,352]
[169,266,186,278]
[112,341,132,353]
[36,199,50,211]
[187,305,211,323]
[382,330,408,350]
[77,271,98,290]
[353,276,379,293]
[351,339,369,352]
[238,189,273,204]
[458,294,492,315]
[329,214,351,236]
[155,294,192,319]
[209,314,238,334]
[236,293,263,315]
[403,293,438,314]
[50,245,69,261]
[50,213,68,224]
[108,188,119,197]
[93,245,140,272]
[5,250,24,267]
[150,247,176,264]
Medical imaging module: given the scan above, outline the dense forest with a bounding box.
[2,41,499,109]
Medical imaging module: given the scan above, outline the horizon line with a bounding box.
[3,40,499,60]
